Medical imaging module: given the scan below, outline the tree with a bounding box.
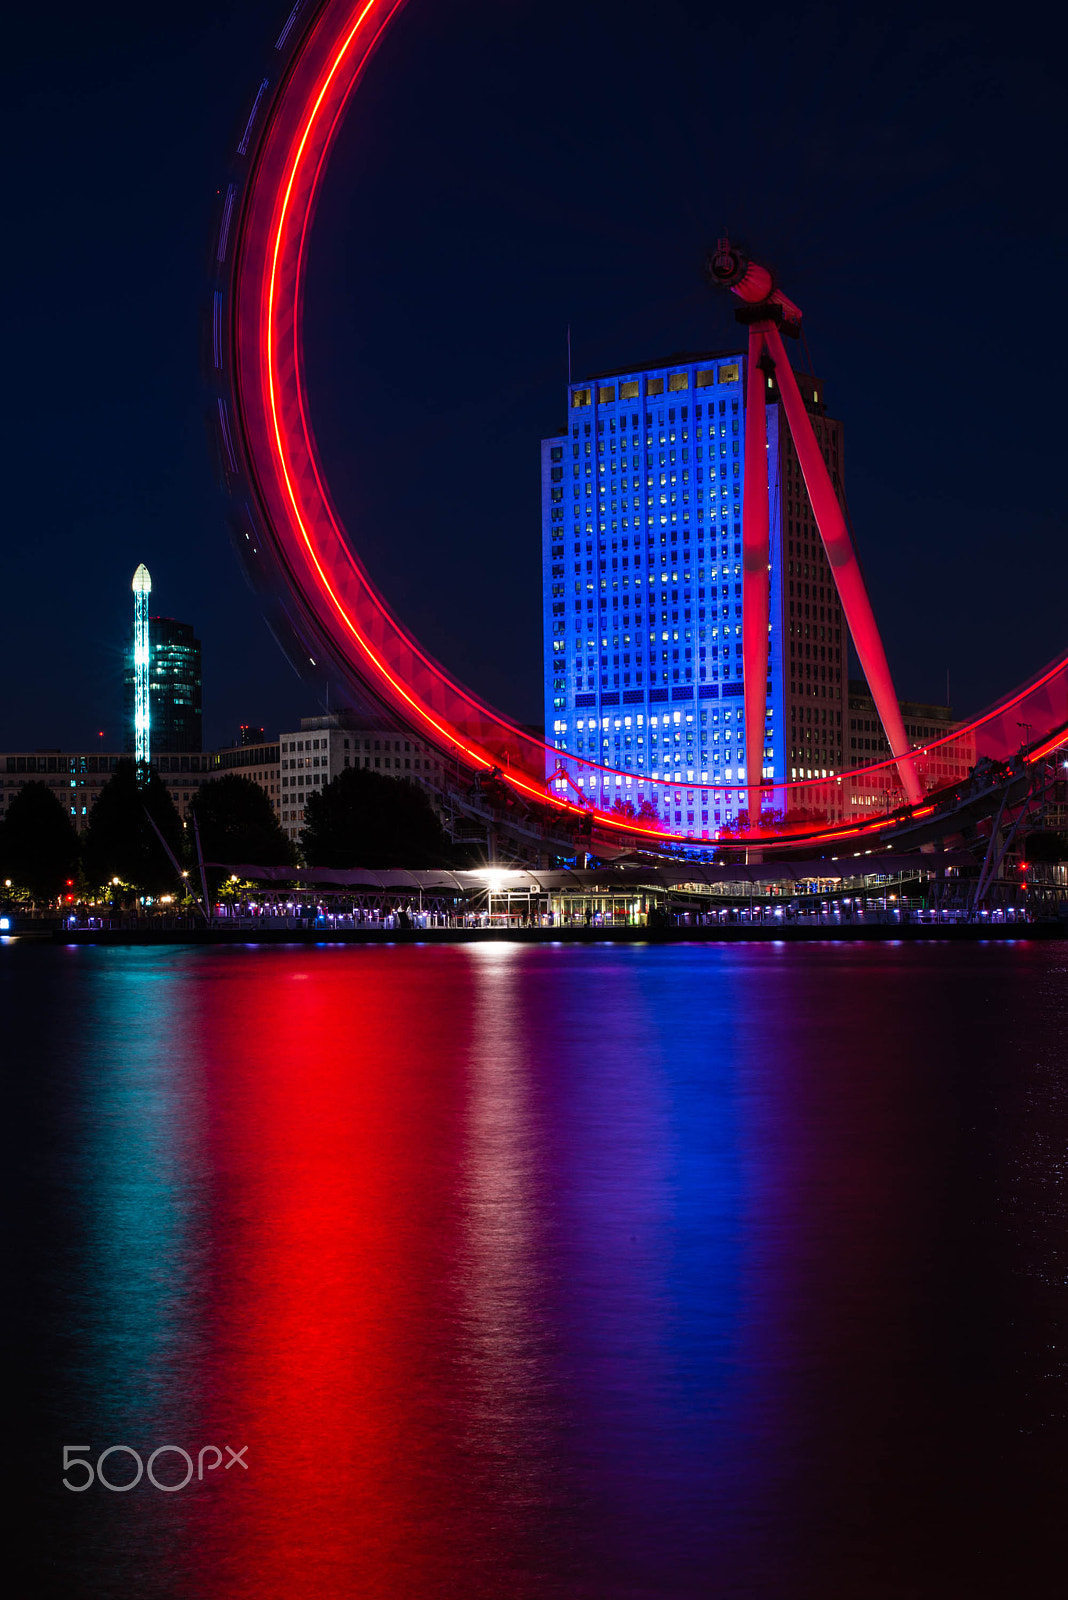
[189,775,294,869]
[0,781,80,903]
[301,768,452,868]
[82,760,184,896]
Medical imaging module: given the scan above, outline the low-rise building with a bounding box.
[212,739,281,820]
[153,752,218,821]
[0,749,211,831]
[847,682,958,768]
[277,714,443,842]
[1,714,448,847]
[843,680,977,815]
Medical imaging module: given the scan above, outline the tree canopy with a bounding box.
[189,774,294,869]
[301,768,452,868]
[81,760,185,895]
[0,781,80,902]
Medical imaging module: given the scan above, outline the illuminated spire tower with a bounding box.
[132,563,152,771]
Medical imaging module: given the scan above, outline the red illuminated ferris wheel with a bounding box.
[209,0,1068,851]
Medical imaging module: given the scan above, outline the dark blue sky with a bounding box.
[3,0,1065,750]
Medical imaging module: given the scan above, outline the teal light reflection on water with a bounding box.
[56,950,212,1440]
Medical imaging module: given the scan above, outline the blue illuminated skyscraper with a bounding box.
[541,353,848,837]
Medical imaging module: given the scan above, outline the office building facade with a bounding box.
[844,681,975,818]
[278,714,444,842]
[2,717,442,844]
[0,748,213,832]
[541,353,848,836]
[204,739,281,822]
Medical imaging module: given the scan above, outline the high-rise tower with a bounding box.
[541,354,848,837]
[123,573,203,757]
[132,564,152,769]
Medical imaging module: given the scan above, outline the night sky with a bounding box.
[3,0,1066,752]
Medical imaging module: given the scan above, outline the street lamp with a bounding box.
[481,869,504,923]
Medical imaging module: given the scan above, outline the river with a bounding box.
[5,938,1067,1597]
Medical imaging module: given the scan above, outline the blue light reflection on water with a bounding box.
[5,939,1068,1598]
[72,957,208,1432]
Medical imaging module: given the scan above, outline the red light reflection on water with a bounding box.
[184,948,560,1599]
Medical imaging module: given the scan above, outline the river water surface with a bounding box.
[5,939,1068,1597]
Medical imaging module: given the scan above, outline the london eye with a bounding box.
[208,0,1068,854]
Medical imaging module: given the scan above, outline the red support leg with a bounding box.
[742,324,772,822]
[763,325,923,807]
